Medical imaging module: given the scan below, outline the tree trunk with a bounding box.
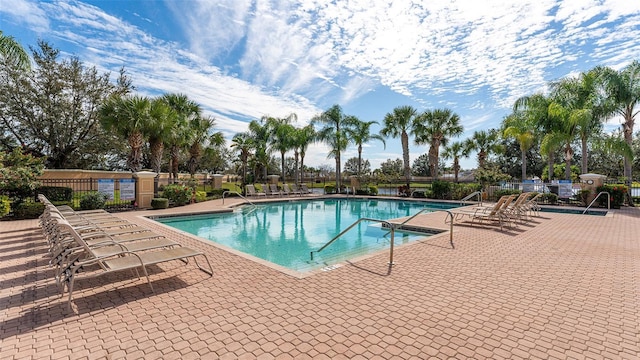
[357,145,363,177]
[521,149,527,180]
[623,108,634,192]
[581,136,588,174]
[280,150,286,182]
[335,151,341,189]
[428,142,439,180]
[564,144,573,180]
[401,131,410,188]
[454,158,459,183]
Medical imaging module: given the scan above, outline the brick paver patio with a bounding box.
[1,197,639,359]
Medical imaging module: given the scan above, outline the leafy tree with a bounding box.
[1,41,131,168]
[0,30,30,70]
[346,119,385,177]
[494,138,544,179]
[414,108,464,179]
[378,158,404,177]
[0,147,44,205]
[411,153,430,177]
[344,157,371,176]
[381,106,419,188]
[146,98,174,174]
[441,141,471,182]
[312,105,357,188]
[199,144,230,174]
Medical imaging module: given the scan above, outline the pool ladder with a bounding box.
[222,190,257,208]
[583,191,610,214]
[460,191,483,206]
[310,209,455,265]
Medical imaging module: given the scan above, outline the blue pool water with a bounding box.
[155,199,457,273]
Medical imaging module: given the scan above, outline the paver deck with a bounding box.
[1,196,639,359]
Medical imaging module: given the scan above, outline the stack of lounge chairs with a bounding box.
[245,183,313,197]
[447,192,542,230]
[38,194,213,308]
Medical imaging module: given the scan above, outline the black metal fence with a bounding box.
[38,177,137,211]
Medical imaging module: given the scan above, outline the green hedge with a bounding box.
[0,196,10,217]
[596,184,627,208]
[80,192,107,210]
[151,198,169,209]
[13,201,45,219]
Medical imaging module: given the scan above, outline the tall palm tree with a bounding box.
[549,71,602,174]
[312,105,357,189]
[161,93,201,182]
[99,95,151,172]
[503,112,537,180]
[146,98,174,175]
[0,31,30,70]
[248,119,272,182]
[466,129,501,170]
[266,114,297,182]
[188,115,224,177]
[597,61,640,189]
[231,132,254,186]
[347,120,386,177]
[296,124,317,181]
[414,108,463,180]
[380,105,419,188]
[513,93,558,180]
[441,141,471,182]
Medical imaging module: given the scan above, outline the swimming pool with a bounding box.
[154,199,456,273]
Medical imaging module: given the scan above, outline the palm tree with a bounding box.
[231,132,254,186]
[380,105,419,188]
[347,120,386,177]
[146,98,174,175]
[414,108,463,180]
[99,95,151,172]
[0,31,30,70]
[503,112,537,180]
[549,71,603,174]
[441,141,470,182]
[188,115,224,177]
[513,93,558,180]
[312,105,357,189]
[248,119,272,182]
[597,61,640,189]
[292,125,316,184]
[466,129,500,170]
[266,114,297,182]
[161,94,201,182]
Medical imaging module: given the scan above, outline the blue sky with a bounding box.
[2,0,639,170]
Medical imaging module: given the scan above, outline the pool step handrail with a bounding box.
[583,191,610,214]
[310,217,393,262]
[310,209,455,265]
[460,191,483,206]
[222,190,257,208]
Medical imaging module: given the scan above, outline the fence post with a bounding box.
[133,171,157,209]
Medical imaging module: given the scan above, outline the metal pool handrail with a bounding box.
[583,191,610,214]
[222,190,256,207]
[310,217,393,262]
[310,209,455,265]
[460,191,483,206]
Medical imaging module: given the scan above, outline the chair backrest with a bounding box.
[487,196,509,216]
[512,192,531,208]
[282,184,291,193]
[246,184,256,195]
[261,184,271,195]
[497,195,517,214]
[269,184,279,193]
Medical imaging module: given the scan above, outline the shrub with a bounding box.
[0,196,10,217]
[37,186,73,202]
[411,190,427,198]
[80,192,107,210]
[195,191,207,202]
[324,185,335,194]
[493,189,521,201]
[539,193,558,204]
[207,189,225,197]
[162,184,193,206]
[430,180,451,200]
[12,201,45,219]
[596,184,627,208]
[450,183,482,200]
[368,186,378,196]
[151,198,169,209]
[355,188,369,195]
